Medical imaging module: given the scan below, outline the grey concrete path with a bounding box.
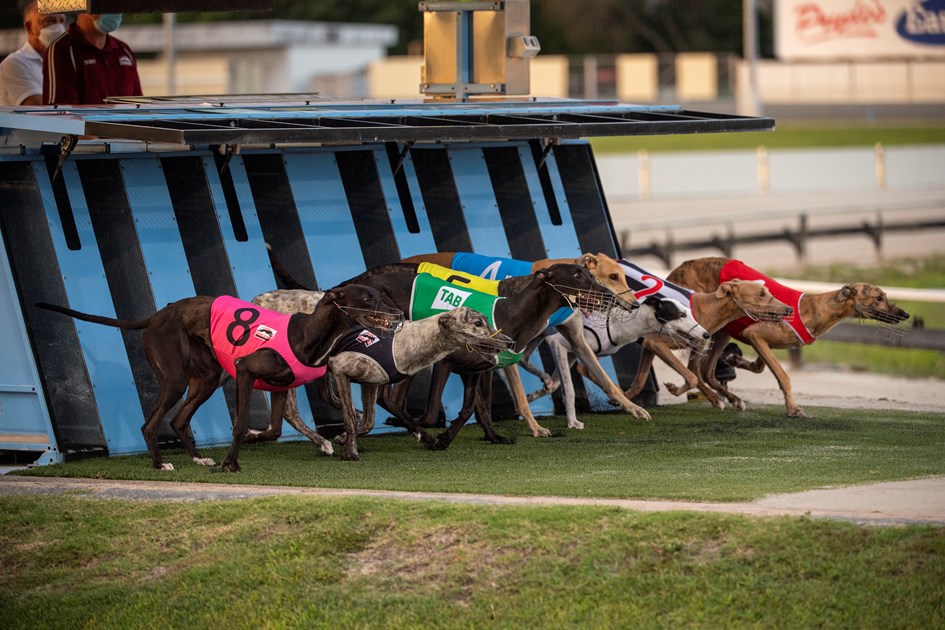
[1,474,942,527]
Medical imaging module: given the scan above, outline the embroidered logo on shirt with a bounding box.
[254,325,277,342]
[83,59,96,65]
[119,55,133,67]
[356,330,380,347]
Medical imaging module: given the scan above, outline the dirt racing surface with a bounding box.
[1,474,943,527]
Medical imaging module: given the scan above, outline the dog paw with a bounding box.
[632,408,652,422]
[192,457,216,466]
[567,420,585,430]
[788,408,807,418]
[220,461,240,473]
[341,451,361,462]
[531,427,552,438]
[318,442,334,456]
[159,462,175,471]
[734,400,747,411]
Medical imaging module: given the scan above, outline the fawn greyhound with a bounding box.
[666,257,910,417]
[619,279,795,410]
[36,285,401,471]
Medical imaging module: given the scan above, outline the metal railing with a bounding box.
[619,200,945,268]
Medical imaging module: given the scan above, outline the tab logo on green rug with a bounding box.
[433,285,473,310]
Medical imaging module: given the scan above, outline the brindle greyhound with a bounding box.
[617,280,795,410]
[401,252,650,426]
[523,297,709,430]
[666,257,910,417]
[329,307,513,460]
[397,263,616,450]
[35,285,401,471]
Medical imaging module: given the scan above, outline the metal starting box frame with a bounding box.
[0,95,773,466]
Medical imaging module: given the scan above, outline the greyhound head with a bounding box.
[439,307,514,354]
[580,252,640,315]
[646,296,710,352]
[539,263,620,318]
[322,284,405,334]
[841,282,910,338]
[717,279,794,322]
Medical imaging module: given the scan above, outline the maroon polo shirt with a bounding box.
[43,24,142,105]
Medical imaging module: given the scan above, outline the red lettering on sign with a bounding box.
[633,275,664,299]
[795,0,886,43]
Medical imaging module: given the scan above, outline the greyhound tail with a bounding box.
[266,242,315,291]
[34,302,152,330]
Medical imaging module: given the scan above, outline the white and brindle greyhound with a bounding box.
[522,296,709,429]
[249,291,512,460]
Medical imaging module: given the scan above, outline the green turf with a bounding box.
[16,405,945,502]
[1,493,943,629]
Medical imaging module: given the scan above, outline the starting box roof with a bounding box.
[0,96,773,148]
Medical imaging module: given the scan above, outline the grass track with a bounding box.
[17,405,945,502]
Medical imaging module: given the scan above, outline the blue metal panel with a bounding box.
[516,145,582,259]
[447,148,509,257]
[283,152,365,288]
[0,219,59,460]
[373,148,438,258]
[120,157,233,448]
[37,160,145,455]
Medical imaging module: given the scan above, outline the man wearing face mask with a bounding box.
[43,12,142,105]
[0,1,66,106]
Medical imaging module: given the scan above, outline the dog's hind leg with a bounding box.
[141,325,190,470]
[141,382,187,471]
[333,371,362,461]
[168,375,220,466]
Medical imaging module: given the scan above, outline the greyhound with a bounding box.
[523,296,709,429]
[619,279,795,411]
[400,252,649,427]
[35,285,402,472]
[388,263,619,450]
[666,257,910,417]
[328,307,513,460]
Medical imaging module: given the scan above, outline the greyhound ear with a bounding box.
[716,280,736,298]
[581,253,598,270]
[535,268,551,283]
[323,289,339,304]
[836,284,857,302]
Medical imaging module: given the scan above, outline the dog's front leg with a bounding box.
[743,333,802,417]
[560,318,650,421]
[358,384,380,435]
[432,372,480,450]
[547,341,582,429]
[474,371,513,444]
[502,365,551,437]
[333,371,361,461]
[221,364,258,473]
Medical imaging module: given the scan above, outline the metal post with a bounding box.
[742,0,762,116]
[163,13,177,96]
[456,10,472,102]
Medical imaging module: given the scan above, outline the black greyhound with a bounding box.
[335,263,615,449]
[36,285,402,472]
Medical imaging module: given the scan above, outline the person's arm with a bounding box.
[0,55,43,106]
[43,36,79,104]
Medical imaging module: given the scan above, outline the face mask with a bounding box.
[38,23,65,48]
[93,14,122,34]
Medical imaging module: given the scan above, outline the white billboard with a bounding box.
[776,0,945,60]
